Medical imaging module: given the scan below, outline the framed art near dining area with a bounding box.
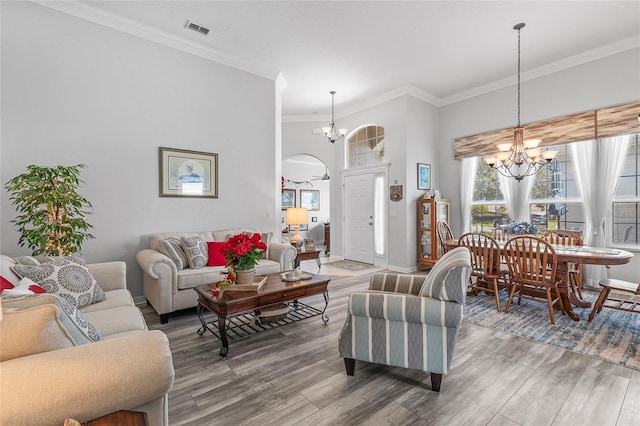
[282,189,296,209]
[300,189,320,211]
[417,163,431,190]
[159,147,218,198]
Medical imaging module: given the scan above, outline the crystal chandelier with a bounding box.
[484,23,557,181]
[322,91,347,143]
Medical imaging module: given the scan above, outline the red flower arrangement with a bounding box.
[221,233,267,271]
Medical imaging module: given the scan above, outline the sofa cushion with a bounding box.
[1,294,102,343]
[181,236,209,269]
[0,304,76,361]
[79,289,134,313]
[207,241,227,266]
[1,277,47,296]
[83,305,147,337]
[176,259,281,290]
[12,255,106,308]
[158,238,188,270]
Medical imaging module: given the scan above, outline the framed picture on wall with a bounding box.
[417,163,431,190]
[159,147,218,198]
[282,189,296,209]
[289,224,308,231]
[300,189,320,211]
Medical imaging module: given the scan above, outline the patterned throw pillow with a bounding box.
[11,255,105,308]
[260,232,273,259]
[159,238,188,270]
[181,236,209,269]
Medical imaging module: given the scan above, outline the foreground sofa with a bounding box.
[338,247,471,392]
[136,228,297,323]
[0,255,175,426]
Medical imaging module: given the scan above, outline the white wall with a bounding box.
[1,2,280,299]
[439,47,640,280]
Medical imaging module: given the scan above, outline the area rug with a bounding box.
[463,292,640,370]
[326,260,376,272]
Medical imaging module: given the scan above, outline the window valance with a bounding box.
[454,101,640,160]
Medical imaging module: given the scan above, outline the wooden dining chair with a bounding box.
[458,232,505,311]
[437,221,455,254]
[543,229,584,299]
[503,235,564,324]
[588,278,640,321]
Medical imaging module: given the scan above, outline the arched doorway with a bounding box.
[282,154,330,252]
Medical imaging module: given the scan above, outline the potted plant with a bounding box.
[4,164,95,256]
[221,233,267,284]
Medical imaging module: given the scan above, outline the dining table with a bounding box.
[443,238,634,321]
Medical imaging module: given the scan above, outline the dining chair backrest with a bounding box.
[503,235,558,287]
[437,221,455,253]
[458,232,500,276]
[543,229,583,246]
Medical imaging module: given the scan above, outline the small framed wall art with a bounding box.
[300,189,320,211]
[417,163,431,190]
[282,189,296,209]
[159,147,218,198]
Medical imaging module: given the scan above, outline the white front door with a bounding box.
[344,173,374,264]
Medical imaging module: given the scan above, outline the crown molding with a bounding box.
[33,0,281,81]
[440,36,640,106]
[283,84,440,123]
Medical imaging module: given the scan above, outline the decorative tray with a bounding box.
[281,272,313,282]
[223,276,267,292]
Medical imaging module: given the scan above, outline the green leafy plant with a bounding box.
[4,164,95,256]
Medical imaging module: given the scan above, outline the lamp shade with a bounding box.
[285,208,308,225]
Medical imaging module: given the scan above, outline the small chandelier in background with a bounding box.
[484,23,557,181]
[322,91,348,143]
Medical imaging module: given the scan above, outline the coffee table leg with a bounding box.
[316,258,321,273]
[196,302,207,336]
[218,315,229,358]
[322,291,329,323]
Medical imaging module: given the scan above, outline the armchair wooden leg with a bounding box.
[344,358,356,376]
[160,313,169,324]
[430,373,443,392]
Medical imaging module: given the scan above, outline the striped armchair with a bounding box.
[338,247,471,391]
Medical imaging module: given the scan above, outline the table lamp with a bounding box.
[286,207,308,247]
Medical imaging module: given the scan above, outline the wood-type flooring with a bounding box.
[140,269,640,426]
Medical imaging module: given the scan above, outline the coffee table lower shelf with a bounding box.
[196,300,328,357]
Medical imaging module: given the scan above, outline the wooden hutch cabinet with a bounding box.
[417,197,450,271]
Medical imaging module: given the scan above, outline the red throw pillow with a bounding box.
[207,241,227,266]
[0,276,16,293]
[2,277,47,295]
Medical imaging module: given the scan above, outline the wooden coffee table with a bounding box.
[195,272,330,358]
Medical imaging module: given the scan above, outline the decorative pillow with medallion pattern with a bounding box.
[11,254,105,308]
[181,236,209,269]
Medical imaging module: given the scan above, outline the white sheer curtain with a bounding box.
[571,135,630,287]
[460,157,477,233]
[498,173,535,222]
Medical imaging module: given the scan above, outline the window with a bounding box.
[347,125,384,168]
[471,157,507,233]
[611,133,639,246]
[471,145,584,234]
[529,145,584,233]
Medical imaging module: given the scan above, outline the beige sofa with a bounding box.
[136,228,297,323]
[0,255,175,426]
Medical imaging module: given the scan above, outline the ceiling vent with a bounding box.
[185,20,210,36]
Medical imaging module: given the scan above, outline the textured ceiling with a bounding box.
[82,1,640,117]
